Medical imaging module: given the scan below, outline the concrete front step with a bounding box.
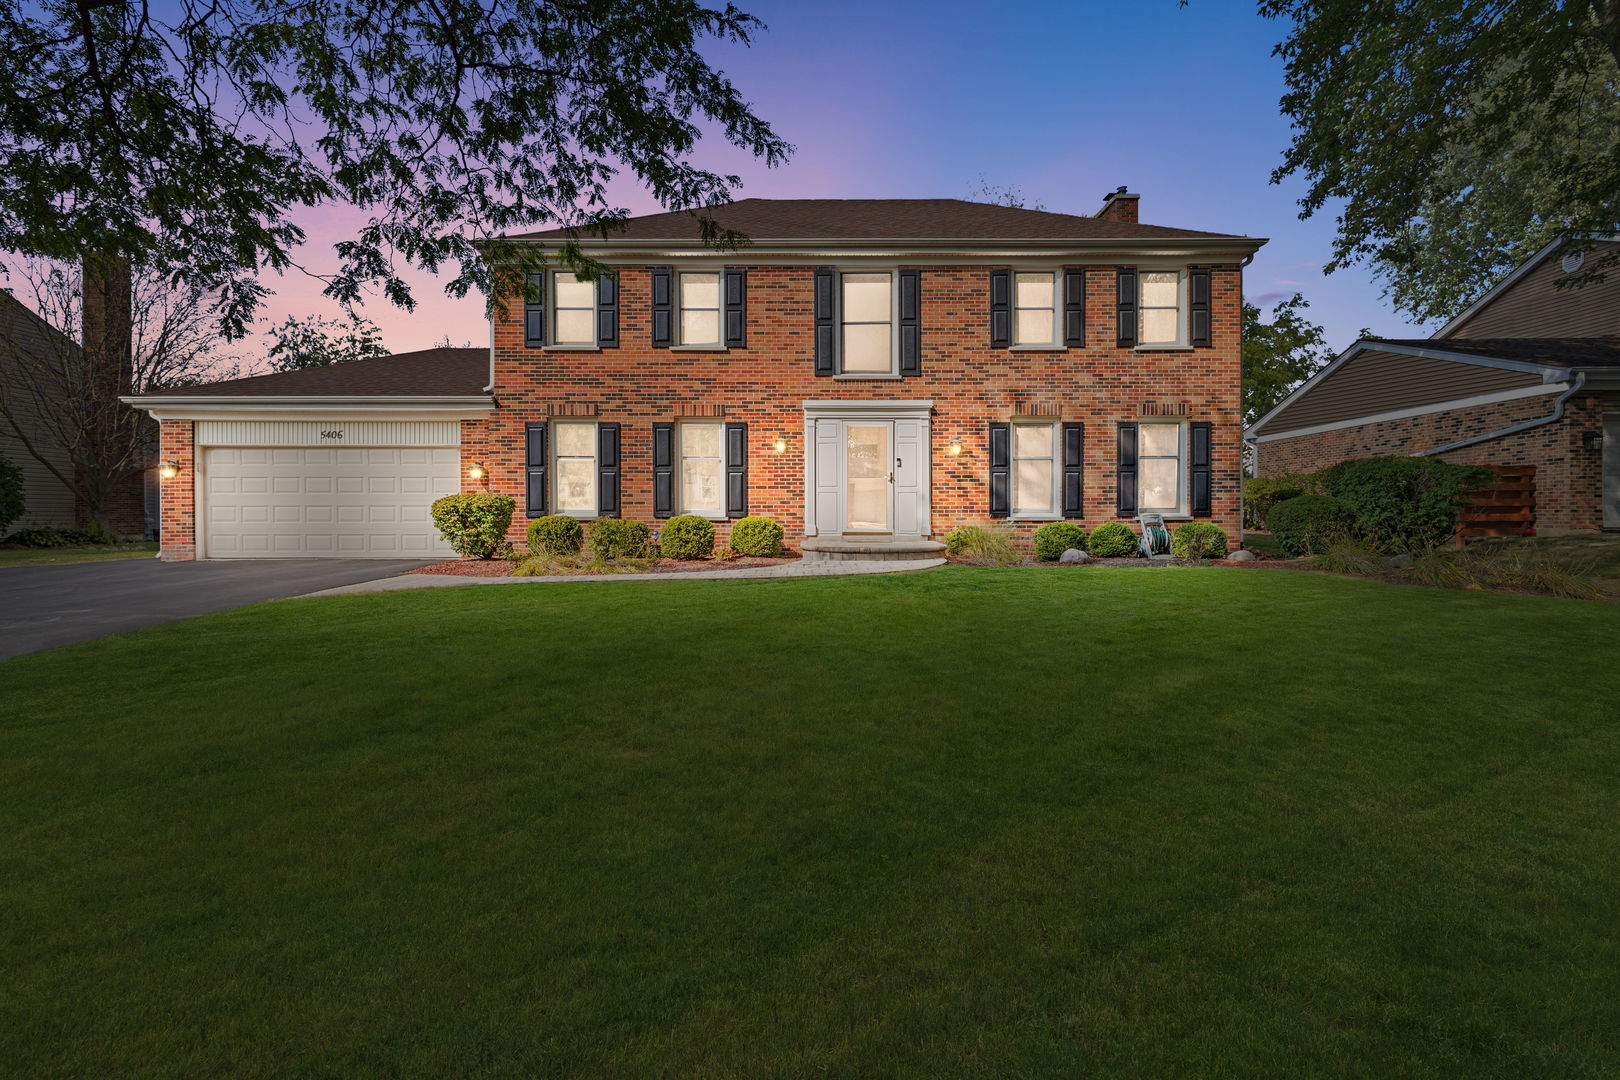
[800,537,948,562]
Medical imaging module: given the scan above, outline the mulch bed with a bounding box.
[405,554,800,577]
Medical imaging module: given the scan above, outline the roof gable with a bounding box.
[1438,236,1620,339]
[139,347,489,399]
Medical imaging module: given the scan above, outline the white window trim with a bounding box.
[674,269,726,350]
[544,270,599,350]
[837,269,899,377]
[1137,420,1187,516]
[1137,269,1187,349]
[1010,419,1061,521]
[551,420,599,519]
[675,420,729,520]
[1012,270,1060,348]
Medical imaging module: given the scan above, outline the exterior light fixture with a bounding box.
[157,461,179,480]
[772,438,788,453]
[467,462,488,480]
[947,440,965,456]
[1582,430,1604,452]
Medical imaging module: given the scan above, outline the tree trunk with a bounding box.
[79,253,134,528]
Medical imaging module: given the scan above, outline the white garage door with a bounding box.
[204,447,459,558]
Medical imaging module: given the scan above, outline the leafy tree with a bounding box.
[0,453,24,534]
[1262,0,1620,322]
[266,313,390,372]
[968,177,1048,211]
[1242,293,1334,426]
[0,0,791,337]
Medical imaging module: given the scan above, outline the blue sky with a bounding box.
[255,0,1435,359]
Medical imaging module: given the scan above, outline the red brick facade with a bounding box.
[479,263,1246,548]
[157,419,196,560]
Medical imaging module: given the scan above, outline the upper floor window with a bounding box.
[1138,422,1184,513]
[840,272,893,374]
[552,272,596,347]
[679,272,722,347]
[553,421,597,516]
[1014,272,1058,346]
[1138,271,1184,347]
[678,422,726,517]
[1013,421,1057,518]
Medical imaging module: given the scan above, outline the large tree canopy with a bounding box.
[1263,0,1620,322]
[0,0,790,336]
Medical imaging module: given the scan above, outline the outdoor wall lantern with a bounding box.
[772,438,788,453]
[467,462,488,480]
[1582,430,1604,452]
[947,440,965,456]
[157,461,179,480]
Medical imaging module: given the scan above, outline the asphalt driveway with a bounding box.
[0,559,431,661]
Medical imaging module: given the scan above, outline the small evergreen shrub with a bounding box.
[0,455,25,535]
[943,524,1021,565]
[1267,495,1354,556]
[1243,472,1321,529]
[1170,521,1228,560]
[729,515,785,557]
[1032,522,1087,561]
[589,517,651,559]
[429,493,515,560]
[1087,520,1138,558]
[3,524,122,548]
[660,515,715,559]
[1318,456,1493,553]
[527,514,583,556]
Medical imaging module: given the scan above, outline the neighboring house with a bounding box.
[1247,237,1620,533]
[128,195,1266,560]
[0,289,78,531]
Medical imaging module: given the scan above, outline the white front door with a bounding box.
[806,411,931,539]
[842,421,892,533]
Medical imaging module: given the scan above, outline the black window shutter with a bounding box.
[988,422,1011,517]
[1116,421,1138,515]
[523,271,545,348]
[524,420,548,517]
[596,422,620,516]
[1189,421,1212,517]
[652,422,674,518]
[650,267,673,347]
[989,269,1010,348]
[1062,422,1085,517]
[1189,268,1212,347]
[1116,269,1138,348]
[724,268,747,348]
[898,269,921,376]
[814,267,835,376]
[725,422,748,518]
[596,273,618,348]
[1063,268,1086,347]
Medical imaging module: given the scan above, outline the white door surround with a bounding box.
[802,400,932,539]
[1604,412,1620,531]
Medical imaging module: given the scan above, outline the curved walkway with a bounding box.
[302,557,946,597]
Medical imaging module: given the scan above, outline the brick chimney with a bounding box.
[1095,186,1139,224]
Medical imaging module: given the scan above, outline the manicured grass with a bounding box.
[0,540,157,567]
[3,567,1619,1077]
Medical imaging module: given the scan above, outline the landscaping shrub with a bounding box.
[527,514,583,557]
[1311,539,1385,578]
[589,517,651,559]
[1170,521,1228,560]
[1397,543,1604,600]
[1267,495,1354,556]
[0,454,24,535]
[1318,456,1493,553]
[429,493,515,560]
[729,515,785,557]
[1032,522,1087,561]
[660,515,715,559]
[1087,520,1138,558]
[943,524,1021,566]
[4,524,123,548]
[1242,472,1321,529]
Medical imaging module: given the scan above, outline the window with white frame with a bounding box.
[1013,421,1057,517]
[1138,422,1184,513]
[840,272,893,373]
[678,272,722,347]
[678,422,725,517]
[1138,271,1184,346]
[553,421,597,515]
[551,272,596,346]
[1013,272,1058,346]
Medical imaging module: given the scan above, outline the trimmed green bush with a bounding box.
[1087,520,1138,558]
[4,524,123,548]
[527,514,583,557]
[1243,472,1321,530]
[1032,522,1087,561]
[589,518,651,559]
[660,515,715,559]
[729,515,785,557]
[1267,495,1354,556]
[1318,456,1493,553]
[429,493,515,559]
[1171,521,1228,560]
[0,454,24,535]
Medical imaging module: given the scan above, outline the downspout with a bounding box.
[1419,371,1584,456]
[483,303,495,393]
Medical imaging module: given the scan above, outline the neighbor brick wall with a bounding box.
[1255,392,1611,532]
[486,263,1246,548]
[156,419,196,560]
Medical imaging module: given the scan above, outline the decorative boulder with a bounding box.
[1226,549,1257,562]
[1384,553,1413,569]
[1058,548,1089,565]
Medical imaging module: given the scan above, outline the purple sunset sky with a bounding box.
[248,0,1434,364]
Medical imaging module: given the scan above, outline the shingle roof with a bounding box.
[1378,337,1620,368]
[510,198,1253,242]
[150,347,489,397]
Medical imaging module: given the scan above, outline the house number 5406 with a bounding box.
[320,430,344,440]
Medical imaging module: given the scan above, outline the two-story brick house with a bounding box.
[129,195,1264,560]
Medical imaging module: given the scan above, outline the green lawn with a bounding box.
[3,567,1619,1078]
[0,540,157,567]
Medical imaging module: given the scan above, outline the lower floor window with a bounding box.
[1138,422,1183,512]
[1013,422,1056,516]
[554,421,597,515]
[679,422,725,516]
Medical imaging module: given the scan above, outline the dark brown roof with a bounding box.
[511,198,1253,242]
[1378,337,1620,368]
[149,347,489,397]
